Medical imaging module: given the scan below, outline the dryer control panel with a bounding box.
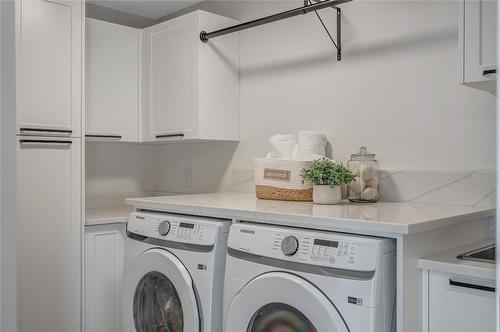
[128,212,229,246]
[229,223,395,272]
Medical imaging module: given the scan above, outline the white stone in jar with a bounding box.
[360,163,376,181]
[361,187,378,200]
[364,177,378,188]
[349,179,363,194]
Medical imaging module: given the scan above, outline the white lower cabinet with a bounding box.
[426,270,495,332]
[85,223,126,332]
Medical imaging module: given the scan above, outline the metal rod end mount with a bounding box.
[200,31,209,43]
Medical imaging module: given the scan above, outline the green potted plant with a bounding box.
[301,158,356,204]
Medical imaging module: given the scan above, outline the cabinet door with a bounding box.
[142,13,197,141]
[16,0,82,136]
[462,0,497,84]
[85,224,125,332]
[86,19,140,142]
[429,271,495,332]
[17,137,82,332]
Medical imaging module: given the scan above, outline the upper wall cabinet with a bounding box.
[142,10,240,142]
[459,0,497,92]
[16,0,82,137]
[86,18,141,142]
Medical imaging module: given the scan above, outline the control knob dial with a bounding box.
[158,220,171,236]
[281,236,299,256]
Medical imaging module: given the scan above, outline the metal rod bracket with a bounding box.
[200,31,208,43]
[308,0,343,60]
[199,0,351,61]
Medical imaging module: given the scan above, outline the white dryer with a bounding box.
[122,211,230,332]
[223,222,396,332]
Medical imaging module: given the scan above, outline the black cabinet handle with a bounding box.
[19,139,72,145]
[156,133,184,139]
[483,69,496,76]
[449,279,495,293]
[85,134,122,139]
[20,128,72,134]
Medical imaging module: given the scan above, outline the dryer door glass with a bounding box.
[248,302,316,332]
[225,272,349,332]
[133,271,183,332]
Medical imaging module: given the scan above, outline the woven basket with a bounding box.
[254,158,313,201]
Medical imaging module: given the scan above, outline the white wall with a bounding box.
[155,142,238,193]
[151,0,496,193]
[85,143,158,194]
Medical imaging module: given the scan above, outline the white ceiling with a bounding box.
[89,0,202,19]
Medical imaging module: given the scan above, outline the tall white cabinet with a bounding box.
[15,1,83,331]
[142,11,240,142]
[459,0,497,91]
[86,18,141,142]
[16,138,82,332]
[16,0,82,136]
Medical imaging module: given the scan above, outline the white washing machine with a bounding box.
[122,211,230,332]
[223,222,396,332]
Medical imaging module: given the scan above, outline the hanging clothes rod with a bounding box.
[199,0,352,60]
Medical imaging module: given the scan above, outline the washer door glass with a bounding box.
[133,271,183,332]
[122,249,199,332]
[248,302,317,332]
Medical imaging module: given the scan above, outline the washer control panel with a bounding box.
[128,212,226,246]
[271,232,365,268]
[229,223,394,271]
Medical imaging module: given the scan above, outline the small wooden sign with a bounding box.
[263,168,291,181]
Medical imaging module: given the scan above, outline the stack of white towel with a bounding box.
[267,131,327,160]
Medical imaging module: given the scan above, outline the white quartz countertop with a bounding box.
[126,193,495,235]
[418,240,495,280]
[85,206,135,226]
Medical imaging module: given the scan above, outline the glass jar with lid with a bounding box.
[347,147,379,203]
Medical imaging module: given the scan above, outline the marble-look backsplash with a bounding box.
[229,169,496,208]
[378,170,496,207]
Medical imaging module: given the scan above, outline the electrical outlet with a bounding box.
[182,167,192,190]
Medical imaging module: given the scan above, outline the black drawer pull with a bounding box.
[20,128,72,134]
[85,134,122,139]
[156,133,184,139]
[483,69,496,76]
[449,279,495,293]
[20,139,72,145]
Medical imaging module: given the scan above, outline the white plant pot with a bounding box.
[313,185,342,205]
